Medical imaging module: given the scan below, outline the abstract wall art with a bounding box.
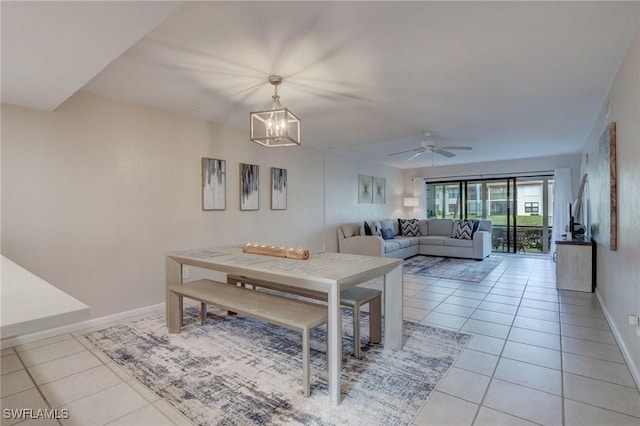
[373,177,386,204]
[598,122,617,250]
[358,175,373,204]
[240,163,259,210]
[271,167,287,210]
[202,158,226,210]
[359,174,386,204]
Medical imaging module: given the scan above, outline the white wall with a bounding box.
[581,23,640,384]
[323,153,404,252]
[1,91,405,319]
[1,91,328,318]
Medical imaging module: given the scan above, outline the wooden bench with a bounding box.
[167,279,327,397]
[204,274,382,359]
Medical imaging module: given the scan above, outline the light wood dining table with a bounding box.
[165,246,404,406]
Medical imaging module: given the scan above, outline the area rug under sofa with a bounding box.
[403,255,503,282]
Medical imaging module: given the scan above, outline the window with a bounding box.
[491,201,507,215]
[525,202,539,213]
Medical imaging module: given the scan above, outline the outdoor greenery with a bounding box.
[467,214,550,226]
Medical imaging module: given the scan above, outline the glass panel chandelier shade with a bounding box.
[250,75,301,147]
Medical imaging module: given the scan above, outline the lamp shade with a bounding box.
[404,197,419,207]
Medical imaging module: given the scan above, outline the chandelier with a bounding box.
[250,75,301,147]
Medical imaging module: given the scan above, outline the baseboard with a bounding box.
[1,303,165,349]
[595,288,640,391]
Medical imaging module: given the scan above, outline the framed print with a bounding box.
[240,163,259,210]
[373,176,386,204]
[597,122,617,250]
[358,174,373,203]
[202,158,225,210]
[271,167,287,210]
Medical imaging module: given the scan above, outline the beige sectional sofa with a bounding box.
[337,218,493,260]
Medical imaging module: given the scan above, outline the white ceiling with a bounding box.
[3,2,639,169]
[0,1,183,111]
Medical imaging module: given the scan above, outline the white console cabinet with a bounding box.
[554,238,595,292]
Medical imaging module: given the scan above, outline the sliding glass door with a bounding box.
[424,175,554,254]
[514,177,553,254]
[425,183,462,219]
[464,179,515,253]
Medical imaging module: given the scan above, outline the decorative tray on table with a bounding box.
[242,243,310,260]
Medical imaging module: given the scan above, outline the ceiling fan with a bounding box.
[388,132,472,161]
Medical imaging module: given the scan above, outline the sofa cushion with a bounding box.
[453,220,474,240]
[341,223,360,238]
[444,238,474,248]
[428,219,453,236]
[398,219,420,237]
[372,221,383,236]
[383,241,401,253]
[408,236,421,246]
[381,228,395,240]
[418,220,429,236]
[394,236,412,249]
[477,220,492,233]
[419,236,447,246]
[380,219,395,235]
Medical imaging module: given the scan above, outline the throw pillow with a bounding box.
[398,218,420,237]
[382,228,394,240]
[472,220,480,234]
[363,221,372,236]
[453,220,474,240]
[380,219,395,233]
[372,221,383,237]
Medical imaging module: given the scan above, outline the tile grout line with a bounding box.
[468,259,536,425]
[12,341,64,426]
[558,276,566,426]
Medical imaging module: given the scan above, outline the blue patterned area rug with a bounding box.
[404,255,503,282]
[85,307,471,426]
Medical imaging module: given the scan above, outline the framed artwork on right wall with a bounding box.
[597,122,617,250]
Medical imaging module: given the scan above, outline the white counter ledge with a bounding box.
[1,255,90,339]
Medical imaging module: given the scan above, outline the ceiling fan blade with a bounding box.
[406,151,425,161]
[432,147,456,158]
[388,148,422,157]
[441,146,472,150]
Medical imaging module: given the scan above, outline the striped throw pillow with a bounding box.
[399,219,420,237]
[453,221,474,240]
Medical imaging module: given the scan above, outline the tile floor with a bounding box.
[408,255,640,426]
[1,254,639,426]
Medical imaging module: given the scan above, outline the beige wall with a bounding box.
[581,23,640,382]
[1,91,404,319]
